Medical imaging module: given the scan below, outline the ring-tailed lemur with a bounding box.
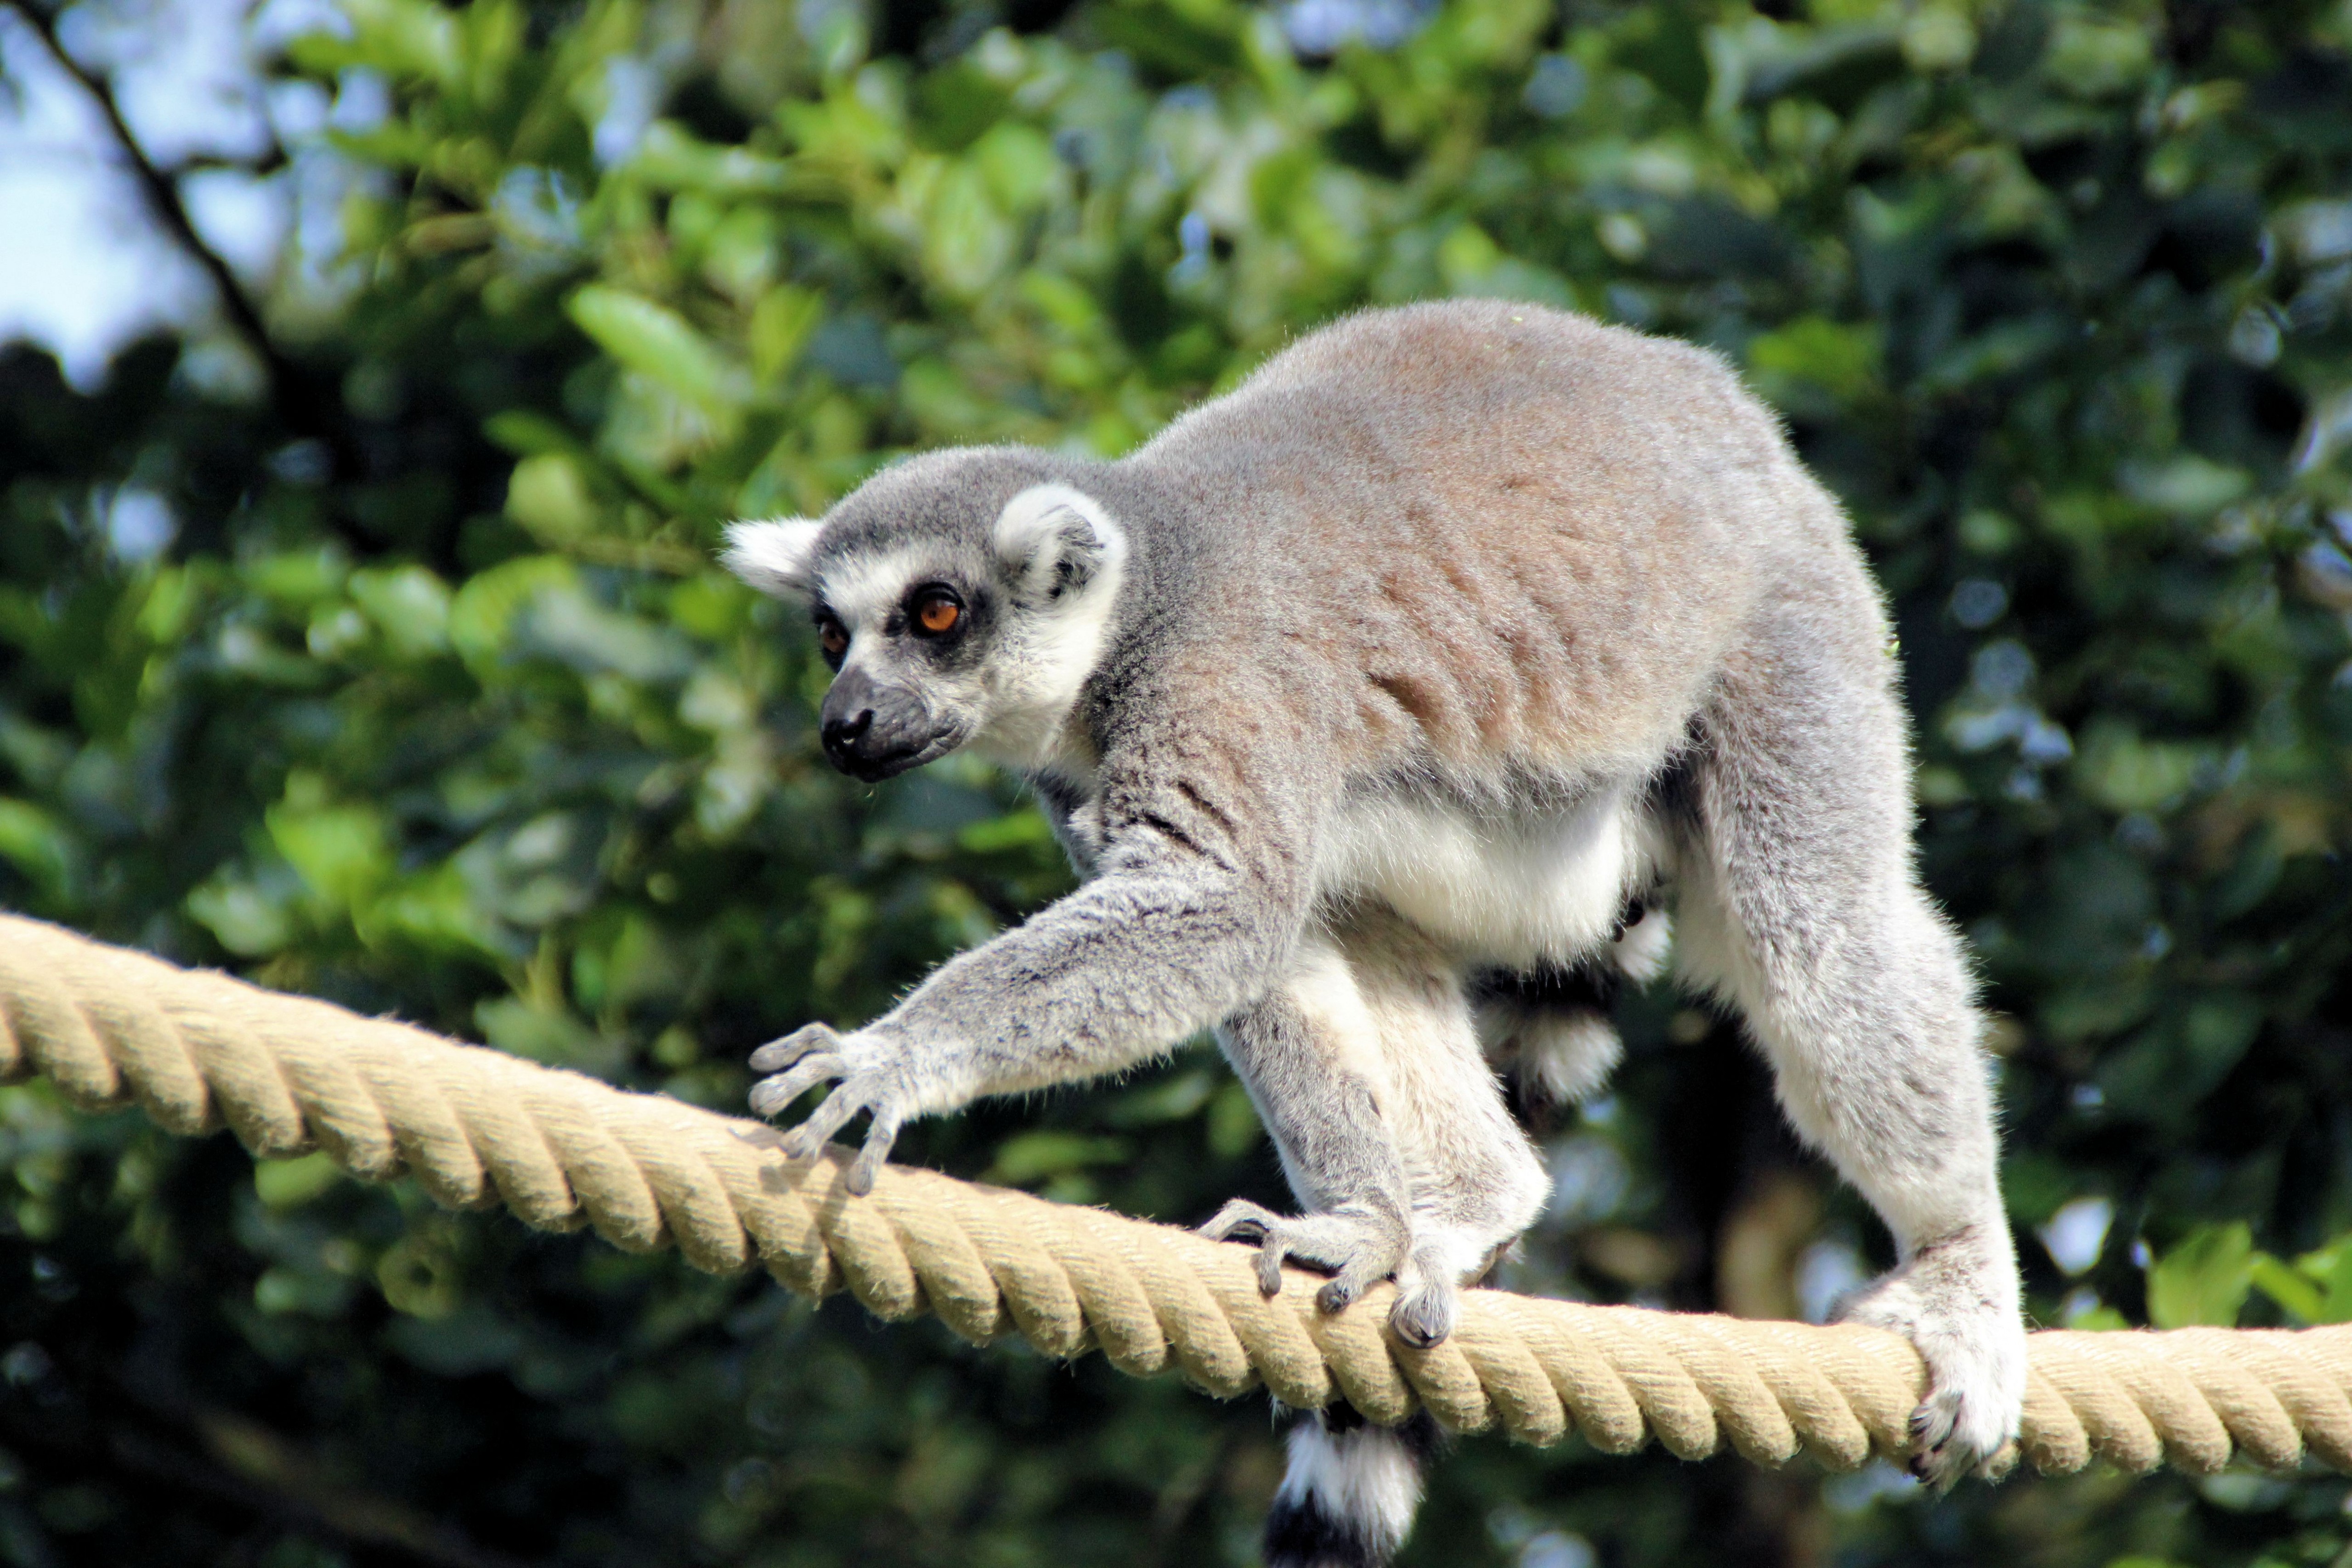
[724,300,2024,1565]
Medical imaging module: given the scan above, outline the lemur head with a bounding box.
[722,448,1129,782]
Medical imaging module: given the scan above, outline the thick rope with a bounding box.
[2,912,2346,1478]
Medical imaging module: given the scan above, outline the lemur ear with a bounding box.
[722,518,825,599]
[992,484,1127,604]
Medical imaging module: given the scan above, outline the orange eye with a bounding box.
[817,620,848,657]
[915,594,961,635]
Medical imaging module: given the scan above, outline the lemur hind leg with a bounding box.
[1203,939,1417,1319]
[1204,920,1546,1347]
[1674,593,2025,1486]
[1333,909,1549,1346]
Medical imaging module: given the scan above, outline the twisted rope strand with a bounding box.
[3,912,2347,1476]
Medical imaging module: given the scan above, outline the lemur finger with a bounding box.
[1254,1238,1290,1298]
[747,1054,844,1119]
[1313,1279,1359,1313]
[749,1023,841,1074]
[845,1107,904,1197]
[1196,1198,1281,1243]
[1314,1253,1392,1315]
[778,1081,873,1161]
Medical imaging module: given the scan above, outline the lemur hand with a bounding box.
[748,1023,921,1195]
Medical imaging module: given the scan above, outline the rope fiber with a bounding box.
[3,911,2347,1478]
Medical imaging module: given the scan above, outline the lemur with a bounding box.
[723,300,2025,1567]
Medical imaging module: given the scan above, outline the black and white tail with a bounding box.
[1475,905,1673,1108]
[1264,1406,1445,1568]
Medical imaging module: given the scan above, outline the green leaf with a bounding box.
[923,161,1018,298]
[1745,317,1883,410]
[445,554,582,674]
[267,795,394,910]
[475,995,621,1075]
[749,285,824,383]
[956,809,1056,855]
[288,0,462,84]
[2249,1253,2323,1324]
[2145,1223,2254,1329]
[2044,16,2154,98]
[2096,995,2261,1124]
[1206,1078,1263,1158]
[0,798,75,901]
[565,285,746,414]
[971,122,1060,213]
[254,1152,344,1211]
[2119,457,2252,518]
[2074,721,2212,815]
[353,861,511,964]
[505,453,603,544]
[483,409,586,457]
[630,121,809,197]
[2288,1239,2352,1324]
[982,1131,1134,1187]
[348,565,452,658]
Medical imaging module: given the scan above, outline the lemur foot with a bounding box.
[1833,1231,2026,1489]
[1386,1259,1458,1349]
[1198,1200,1410,1316]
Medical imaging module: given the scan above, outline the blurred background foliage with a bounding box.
[0,0,2348,1559]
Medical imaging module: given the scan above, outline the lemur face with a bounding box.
[724,453,1126,781]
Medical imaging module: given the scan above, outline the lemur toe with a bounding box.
[1907,1400,1958,1488]
[1315,1246,1402,1313]
[748,1022,840,1074]
[1388,1281,1457,1348]
[1198,1199,1282,1244]
[749,1054,844,1118]
[844,1108,904,1196]
[1199,1201,1413,1307]
[1907,1388,2014,1490]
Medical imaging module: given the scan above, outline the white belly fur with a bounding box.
[1316,782,1655,969]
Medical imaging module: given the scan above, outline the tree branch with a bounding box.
[0,1387,533,1568]
[2,0,362,483]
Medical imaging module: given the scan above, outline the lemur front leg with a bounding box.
[1203,928,1546,1348]
[751,756,1310,1192]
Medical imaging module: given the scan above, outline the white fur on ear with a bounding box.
[992,484,1127,604]
[721,518,825,599]
[969,483,1130,770]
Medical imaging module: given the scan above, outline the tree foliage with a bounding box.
[0,0,2349,1560]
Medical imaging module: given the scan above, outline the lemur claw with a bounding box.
[1386,1280,1458,1349]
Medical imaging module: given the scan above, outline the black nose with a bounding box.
[820,666,883,769]
[821,706,873,757]
[817,669,939,780]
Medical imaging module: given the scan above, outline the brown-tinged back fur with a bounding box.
[1108,300,1871,784]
